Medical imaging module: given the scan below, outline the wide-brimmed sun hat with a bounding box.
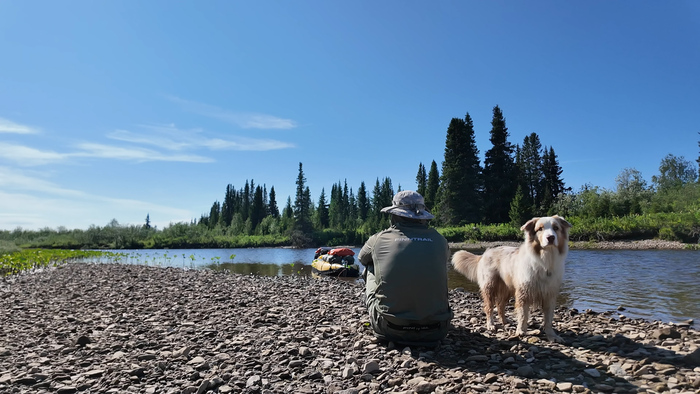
[380,190,435,220]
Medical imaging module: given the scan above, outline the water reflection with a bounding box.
[95,247,699,324]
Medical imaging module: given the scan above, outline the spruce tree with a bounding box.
[348,188,357,227]
[250,185,265,230]
[342,180,350,228]
[509,185,529,226]
[316,188,329,228]
[293,163,312,231]
[416,163,427,196]
[220,184,236,227]
[283,197,293,219]
[242,181,251,222]
[371,178,383,220]
[328,182,342,229]
[439,113,482,225]
[209,201,221,229]
[357,181,370,221]
[519,132,544,213]
[483,105,516,224]
[268,186,279,218]
[378,177,394,228]
[281,196,294,233]
[541,146,567,213]
[425,160,440,210]
[380,178,394,208]
[262,184,269,216]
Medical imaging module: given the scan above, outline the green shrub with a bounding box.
[658,226,678,241]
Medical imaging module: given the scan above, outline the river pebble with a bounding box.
[1,262,698,393]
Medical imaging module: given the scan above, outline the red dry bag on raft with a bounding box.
[328,248,355,257]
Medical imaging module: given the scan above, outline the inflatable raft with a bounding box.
[311,247,361,278]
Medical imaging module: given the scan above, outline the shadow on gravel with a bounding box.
[407,315,698,392]
[433,323,630,392]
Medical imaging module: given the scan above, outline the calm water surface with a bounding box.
[99,248,699,324]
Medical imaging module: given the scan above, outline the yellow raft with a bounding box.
[311,247,361,278]
[311,258,361,277]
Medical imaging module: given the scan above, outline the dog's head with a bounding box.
[521,215,571,254]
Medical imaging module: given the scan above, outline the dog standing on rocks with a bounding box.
[451,216,572,342]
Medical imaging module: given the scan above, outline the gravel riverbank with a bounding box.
[1,263,699,394]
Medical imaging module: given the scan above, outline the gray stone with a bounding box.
[651,327,681,340]
[288,359,304,368]
[186,356,206,365]
[362,360,380,374]
[517,365,534,378]
[246,375,261,387]
[196,379,209,394]
[584,368,601,377]
[415,380,437,393]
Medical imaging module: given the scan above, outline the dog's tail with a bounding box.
[451,250,481,282]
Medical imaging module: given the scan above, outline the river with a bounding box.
[95,247,699,325]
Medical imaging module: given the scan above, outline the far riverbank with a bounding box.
[450,239,696,251]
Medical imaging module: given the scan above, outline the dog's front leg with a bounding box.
[514,291,530,337]
[542,299,564,343]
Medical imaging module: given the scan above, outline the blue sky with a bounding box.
[1,1,699,230]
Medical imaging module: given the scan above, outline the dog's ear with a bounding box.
[520,217,539,233]
[553,215,572,229]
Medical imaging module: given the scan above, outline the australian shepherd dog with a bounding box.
[451,216,572,342]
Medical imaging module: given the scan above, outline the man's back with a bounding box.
[359,220,452,346]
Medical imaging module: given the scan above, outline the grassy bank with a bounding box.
[1,212,699,252]
[439,212,700,244]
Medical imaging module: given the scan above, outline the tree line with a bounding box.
[3,106,699,249]
[197,106,568,236]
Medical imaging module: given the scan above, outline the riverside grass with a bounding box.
[439,212,700,246]
[0,249,123,277]
[2,212,699,252]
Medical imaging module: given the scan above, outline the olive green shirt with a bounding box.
[358,221,452,326]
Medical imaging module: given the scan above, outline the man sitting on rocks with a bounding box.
[358,190,453,347]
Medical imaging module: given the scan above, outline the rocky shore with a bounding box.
[1,263,699,394]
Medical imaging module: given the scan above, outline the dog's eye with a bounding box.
[553,225,559,231]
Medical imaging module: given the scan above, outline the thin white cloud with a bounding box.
[108,129,186,150]
[0,117,40,134]
[74,142,214,163]
[202,137,296,151]
[0,166,84,197]
[109,124,296,151]
[0,142,67,165]
[0,168,193,230]
[167,95,298,129]
[0,141,214,166]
